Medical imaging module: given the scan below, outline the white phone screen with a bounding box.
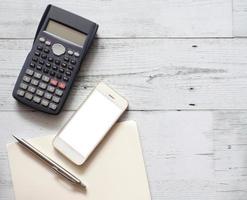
[59,89,123,157]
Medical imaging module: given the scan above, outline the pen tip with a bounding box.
[81,183,87,189]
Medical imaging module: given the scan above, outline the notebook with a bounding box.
[7,121,151,200]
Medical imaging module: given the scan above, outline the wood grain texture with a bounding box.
[1,1,247,200]
[1,38,247,111]
[0,0,232,38]
[233,0,247,37]
[1,110,247,200]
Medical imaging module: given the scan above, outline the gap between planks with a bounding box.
[0,36,241,40]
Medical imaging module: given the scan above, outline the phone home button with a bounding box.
[52,43,66,56]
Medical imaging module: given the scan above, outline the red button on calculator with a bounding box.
[58,82,66,90]
[50,79,58,86]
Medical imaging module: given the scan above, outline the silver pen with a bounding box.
[12,135,86,189]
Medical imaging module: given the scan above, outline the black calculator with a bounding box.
[12,5,98,114]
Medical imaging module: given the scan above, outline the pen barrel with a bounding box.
[13,136,86,189]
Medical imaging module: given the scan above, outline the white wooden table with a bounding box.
[1,1,247,199]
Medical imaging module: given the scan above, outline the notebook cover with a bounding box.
[7,121,151,200]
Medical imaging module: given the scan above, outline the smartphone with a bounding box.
[53,82,128,165]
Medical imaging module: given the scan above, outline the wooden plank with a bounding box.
[0,0,232,38]
[214,111,247,199]
[1,110,247,199]
[233,0,247,37]
[1,39,247,110]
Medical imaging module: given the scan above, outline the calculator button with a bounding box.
[33,96,41,104]
[41,99,49,107]
[63,76,69,82]
[25,69,34,76]
[39,37,45,43]
[52,65,58,71]
[34,51,40,57]
[64,56,69,62]
[59,68,64,73]
[61,62,67,68]
[36,89,44,97]
[30,62,35,68]
[32,57,38,62]
[20,82,28,90]
[55,60,61,65]
[34,72,42,79]
[24,92,33,100]
[44,48,50,54]
[44,92,52,100]
[28,86,36,93]
[55,89,63,96]
[17,89,25,97]
[50,71,55,76]
[68,65,74,71]
[42,75,50,83]
[41,54,47,59]
[49,103,57,110]
[45,41,51,46]
[31,79,39,86]
[39,82,47,90]
[50,79,58,86]
[68,50,73,56]
[36,65,42,70]
[48,57,53,62]
[52,96,60,104]
[47,85,55,93]
[46,62,51,68]
[23,75,31,83]
[74,52,80,57]
[70,59,76,65]
[58,82,66,90]
[52,43,65,56]
[65,71,71,76]
[56,74,62,79]
[43,68,49,74]
[37,45,43,51]
[39,60,45,65]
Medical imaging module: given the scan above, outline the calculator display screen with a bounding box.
[45,20,87,47]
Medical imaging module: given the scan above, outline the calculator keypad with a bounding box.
[17,68,66,110]
[16,36,80,112]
